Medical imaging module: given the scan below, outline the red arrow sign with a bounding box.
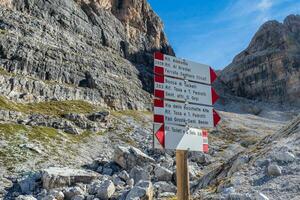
[154,52,218,84]
[154,74,219,106]
[210,67,217,84]
[154,99,221,128]
[155,123,165,148]
[213,110,221,127]
[211,87,219,105]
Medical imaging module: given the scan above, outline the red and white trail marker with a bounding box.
[153,52,221,153]
[154,74,219,105]
[154,99,221,128]
[154,52,217,84]
[153,123,209,152]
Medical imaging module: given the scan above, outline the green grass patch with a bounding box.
[0,29,7,35]
[112,110,151,123]
[0,96,99,116]
[69,130,105,143]
[0,67,14,76]
[0,123,106,172]
[0,123,28,140]
[240,136,259,148]
[24,100,97,115]
[0,96,23,111]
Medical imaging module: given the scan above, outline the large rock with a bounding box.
[87,111,110,122]
[63,187,85,200]
[274,151,296,163]
[17,172,41,194]
[118,170,130,182]
[129,166,150,184]
[47,190,64,200]
[126,181,153,200]
[15,196,37,200]
[42,167,99,189]
[153,181,176,194]
[267,164,282,177]
[96,180,115,200]
[154,165,173,182]
[114,146,155,170]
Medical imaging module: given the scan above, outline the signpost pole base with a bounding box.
[176,150,190,200]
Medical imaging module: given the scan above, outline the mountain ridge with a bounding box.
[220,14,300,106]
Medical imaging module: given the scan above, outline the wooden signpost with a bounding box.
[153,52,220,200]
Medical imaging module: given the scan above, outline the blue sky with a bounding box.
[148,0,300,69]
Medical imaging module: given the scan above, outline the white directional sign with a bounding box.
[153,52,221,152]
[154,99,220,128]
[154,123,209,152]
[154,52,217,84]
[154,74,219,105]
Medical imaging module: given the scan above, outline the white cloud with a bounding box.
[258,0,273,11]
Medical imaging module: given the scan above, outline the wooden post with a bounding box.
[176,150,190,200]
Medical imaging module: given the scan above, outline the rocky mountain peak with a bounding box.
[232,15,300,64]
[75,0,171,52]
[284,14,300,28]
[220,14,300,106]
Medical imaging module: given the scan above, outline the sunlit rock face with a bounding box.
[0,0,12,8]
[0,0,174,109]
[221,14,300,106]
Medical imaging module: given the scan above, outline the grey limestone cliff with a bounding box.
[221,14,300,106]
[0,0,174,110]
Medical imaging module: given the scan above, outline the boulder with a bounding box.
[62,113,88,129]
[18,172,41,194]
[158,155,174,169]
[102,167,113,176]
[158,192,176,198]
[267,164,282,177]
[42,167,99,189]
[118,170,130,182]
[188,164,200,181]
[41,195,56,200]
[112,175,125,187]
[15,195,37,200]
[228,155,249,176]
[47,190,64,200]
[85,195,95,200]
[129,167,150,184]
[96,180,115,200]
[154,165,173,182]
[87,111,110,122]
[127,178,134,188]
[189,152,209,165]
[71,195,85,200]
[274,151,295,163]
[226,192,252,199]
[153,181,176,193]
[114,146,154,170]
[126,181,153,200]
[19,143,43,154]
[87,180,102,195]
[63,187,85,200]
